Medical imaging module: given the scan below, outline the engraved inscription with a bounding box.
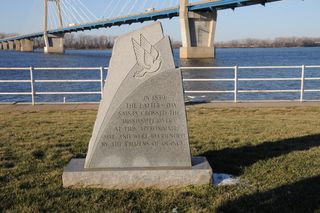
[100,94,186,150]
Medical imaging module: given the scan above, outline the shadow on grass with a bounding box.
[200,134,320,175]
[218,175,320,213]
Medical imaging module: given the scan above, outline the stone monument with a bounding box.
[62,22,212,189]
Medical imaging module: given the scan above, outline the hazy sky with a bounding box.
[0,0,319,42]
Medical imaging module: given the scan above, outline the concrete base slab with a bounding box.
[62,157,212,189]
[180,47,215,59]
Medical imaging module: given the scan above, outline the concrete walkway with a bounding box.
[190,101,320,108]
[0,101,319,111]
[0,104,99,111]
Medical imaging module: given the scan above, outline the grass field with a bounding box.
[0,106,319,212]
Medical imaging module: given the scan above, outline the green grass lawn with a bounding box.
[0,106,319,213]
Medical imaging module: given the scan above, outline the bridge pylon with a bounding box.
[179,0,217,59]
[44,0,64,54]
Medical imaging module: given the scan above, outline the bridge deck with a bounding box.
[0,0,281,43]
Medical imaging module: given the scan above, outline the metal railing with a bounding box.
[182,65,320,103]
[0,65,320,105]
[0,67,108,105]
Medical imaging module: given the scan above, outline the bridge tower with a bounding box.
[179,0,217,59]
[44,0,65,53]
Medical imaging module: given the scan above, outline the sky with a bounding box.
[0,0,319,42]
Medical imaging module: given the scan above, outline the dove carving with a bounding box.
[132,34,162,78]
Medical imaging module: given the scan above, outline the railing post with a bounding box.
[234,66,238,103]
[100,67,104,98]
[29,66,35,105]
[300,65,305,102]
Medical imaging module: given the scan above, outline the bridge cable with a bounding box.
[60,0,74,25]
[47,3,53,29]
[69,0,94,23]
[139,0,149,12]
[61,0,82,24]
[101,0,116,19]
[66,0,87,23]
[49,3,56,29]
[118,0,134,17]
[128,0,140,15]
[64,0,87,24]
[108,0,124,19]
[73,0,94,22]
[75,0,98,20]
[61,0,79,26]
[60,1,74,26]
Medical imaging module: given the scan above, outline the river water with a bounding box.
[0,47,320,103]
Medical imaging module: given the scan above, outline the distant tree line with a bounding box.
[34,33,116,49]
[2,32,182,50]
[34,33,183,50]
[216,37,320,48]
[2,32,320,49]
[0,33,18,39]
[36,35,320,49]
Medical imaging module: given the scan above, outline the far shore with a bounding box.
[26,45,320,52]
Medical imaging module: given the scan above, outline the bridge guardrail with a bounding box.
[0,65,320,105]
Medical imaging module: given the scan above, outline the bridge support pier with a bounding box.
[2,42,8,50]
[15,40,21,51]
[8,41,15,50]
[21,39,34,52]
[44,34,64,54]
[179,0,217,59]
[43,0,64,54]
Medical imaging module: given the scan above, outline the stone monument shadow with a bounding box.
[218,175,320,213]
[199,134,320,175]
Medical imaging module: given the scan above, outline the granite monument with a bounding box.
[62,22,212,189]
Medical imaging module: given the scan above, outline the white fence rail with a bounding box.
[0,65,320,105]
[183,65,320,103]
[0,67,108,105]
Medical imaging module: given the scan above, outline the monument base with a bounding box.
[62,157,212,189]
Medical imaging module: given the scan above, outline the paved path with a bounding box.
[0,102,319,111]
[191,101,320,108]
[0,104,99,111]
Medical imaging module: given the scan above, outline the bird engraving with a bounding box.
[132,34,162,78]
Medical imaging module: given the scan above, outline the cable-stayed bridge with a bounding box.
[0,0,282,59]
